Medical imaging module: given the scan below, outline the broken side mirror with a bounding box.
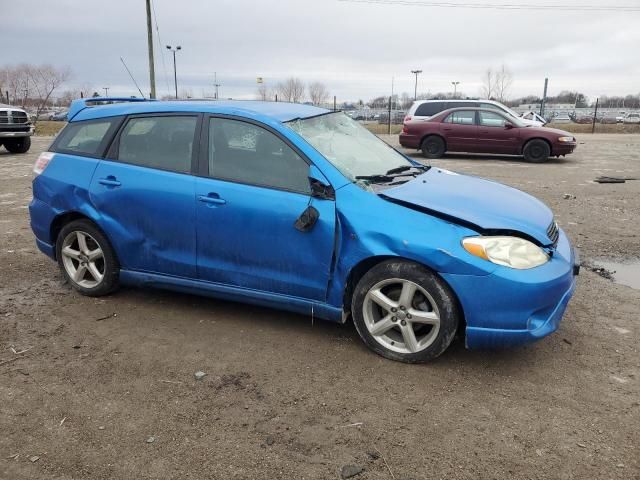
[309,165,335,200]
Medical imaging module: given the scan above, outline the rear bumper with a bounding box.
[399,133,420,149]
[442,229,579,349]
[29,197,57,260]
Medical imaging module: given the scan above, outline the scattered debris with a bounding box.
[366,450,380,460]
[594,176,637,184]
[374,448,396,479]
[146,436,155,444]
[338,422,363,428]
[340,464,364,479]
[7,453,19,460]
[562,338,573,345]
[562,193,575,199]
[194,371,207,381]
[98,426,105,430]
[577,442,586,448]
[160,379,183,385]
[265,435,275,446]
[95,313,117,321]
[29,455,40,463]
[616,463,625,468]
[10,345,33,355]
[59,417,67,427]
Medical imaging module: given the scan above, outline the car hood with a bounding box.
[524,125,573,137]
[381,168,555,245]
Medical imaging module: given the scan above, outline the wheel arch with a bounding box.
[50,211,116,261]
[342,255,466,332]
[419,133,447,151]
[521,137,552,155]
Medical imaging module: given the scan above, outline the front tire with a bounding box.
[3,136,31,154]
[420,135,445,159]
[351,260,460,363]
[55,220,119,296]
[523,139,550,163]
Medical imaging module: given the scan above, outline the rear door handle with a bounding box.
[98,176,121,187]
[198,193,226,206]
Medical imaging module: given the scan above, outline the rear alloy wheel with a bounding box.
[3,136,31,154]
[56,220,119,296]
[420,135,445,159]
[523,139,550,163]
[351,260,460,363]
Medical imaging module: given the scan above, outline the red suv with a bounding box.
[400,108,577,163]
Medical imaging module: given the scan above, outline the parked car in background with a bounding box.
[623,113,640,124]
[49,110,68,121]
[600,115,617,124]
[0,104,34,153]
[29,98,579,363]
[551,113,572,124]
[405,99,545,126]
[400,107,577,163]
[575,115,594,124]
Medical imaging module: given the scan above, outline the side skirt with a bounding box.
[119,270,344,323]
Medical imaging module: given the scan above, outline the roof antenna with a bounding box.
[120,57,146,99]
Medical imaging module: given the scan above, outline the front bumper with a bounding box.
[552,143,576,156]
[442,229,579,349]
[0,126,34,138]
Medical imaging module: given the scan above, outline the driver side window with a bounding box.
[208,118,310,194]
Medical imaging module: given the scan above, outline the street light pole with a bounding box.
[451,81,460,98]
[411,70,422,101]
[103,87,110,97]
[166,45,182,99]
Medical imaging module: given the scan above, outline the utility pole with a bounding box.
[451,81,460,98]
[167,45,181,99]
[145,0,156,99]
[592,98,599,134]
[540,77,549,117]
[213,72,221,100]
[411,69,422,101]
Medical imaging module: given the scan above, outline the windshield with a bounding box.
[287,112,413,182]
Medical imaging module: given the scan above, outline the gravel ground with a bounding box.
[1,135,639,480]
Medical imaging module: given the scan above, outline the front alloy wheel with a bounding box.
[352,260,460,363]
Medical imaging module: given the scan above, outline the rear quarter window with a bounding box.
[53,118,120,157]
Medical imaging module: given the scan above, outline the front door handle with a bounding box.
[98,176,121,187]
[198,193,226,206]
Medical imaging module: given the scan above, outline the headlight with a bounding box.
[558,136,575,142]
[462,236,549,269]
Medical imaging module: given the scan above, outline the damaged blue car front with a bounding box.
[29,98,579,363]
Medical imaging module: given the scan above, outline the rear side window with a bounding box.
[117,116,197,173]
[414,102,446,117]
[54,119,117,156]
[444,111,476,125]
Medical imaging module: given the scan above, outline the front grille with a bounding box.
[11,111,29,124]
[547,220,559,245]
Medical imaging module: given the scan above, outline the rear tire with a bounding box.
[351,260,460,363]
[3,136,31,154]
[420,136,445,159]
[55,220,119,296]
[523,139,550,163]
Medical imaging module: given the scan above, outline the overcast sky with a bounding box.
[5,0,640,102]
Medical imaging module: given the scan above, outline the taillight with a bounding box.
[33,152,54,175]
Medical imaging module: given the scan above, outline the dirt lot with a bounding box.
[1,136,639,480]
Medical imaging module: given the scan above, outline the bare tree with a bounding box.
[57,83,93,107]
[494,64,513,103]
[276,77,305,103]
[256,83,271,101]
[308,81,329,106]
[26,65,71,123]
[481,68,495,99]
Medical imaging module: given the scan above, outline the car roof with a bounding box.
[70,99,330,123]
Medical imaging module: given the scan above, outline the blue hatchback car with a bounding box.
[29,98,579,362]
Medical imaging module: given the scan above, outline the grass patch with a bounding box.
[363,123,403,135]
[35,121,66,136]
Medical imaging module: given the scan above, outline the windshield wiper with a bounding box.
[385,165,429,175]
